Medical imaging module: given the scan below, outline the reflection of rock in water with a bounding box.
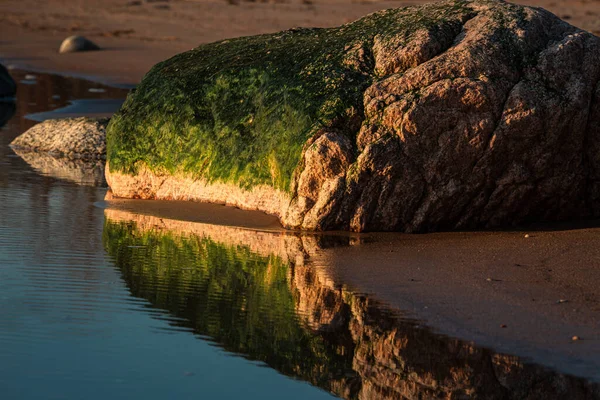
[103,210,600,400]
[12,147,105,186]
[0,101,16,128]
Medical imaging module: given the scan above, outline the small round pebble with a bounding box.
[59,36,101,54]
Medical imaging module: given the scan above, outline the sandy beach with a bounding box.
[0,0,599,85]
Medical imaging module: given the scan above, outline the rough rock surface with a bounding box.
[11,117,108,160]
[58,36,100,54]
[0,64,16,98]
[106,0,600,232]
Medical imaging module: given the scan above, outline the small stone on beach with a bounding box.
[59,36,100,54]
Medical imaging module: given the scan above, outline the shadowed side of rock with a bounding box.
[586,82,600,214]
[0,64,16,98]
[106,0,600,232]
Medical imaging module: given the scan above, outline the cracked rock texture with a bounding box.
[106,0,600,232]
[11,117,108,160]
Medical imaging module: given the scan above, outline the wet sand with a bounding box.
[0,0,599,85]
[103,195,284,231]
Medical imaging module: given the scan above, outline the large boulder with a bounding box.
[0,64,16,98]
[106,0,600,232]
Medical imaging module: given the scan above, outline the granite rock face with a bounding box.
[106,0,600,232]
[11,117,109,160]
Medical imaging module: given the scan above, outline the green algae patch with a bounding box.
[107,1,474,192]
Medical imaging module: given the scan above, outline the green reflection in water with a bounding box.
[103,214,600,400]
[102,218,354,396]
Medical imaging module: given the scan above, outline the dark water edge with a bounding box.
[1,69,599,399]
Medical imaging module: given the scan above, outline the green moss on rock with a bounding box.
[107,1,473,192]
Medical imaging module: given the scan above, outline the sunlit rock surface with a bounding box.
[11,117,108,160]
[106,0,600,232]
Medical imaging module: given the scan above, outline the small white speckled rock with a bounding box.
[10,117,109,160]
[58,36,100,54]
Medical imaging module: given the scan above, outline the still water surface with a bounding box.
[0,71,335,399]
[0,70,598,399]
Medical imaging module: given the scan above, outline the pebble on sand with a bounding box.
[59,36,100,54]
